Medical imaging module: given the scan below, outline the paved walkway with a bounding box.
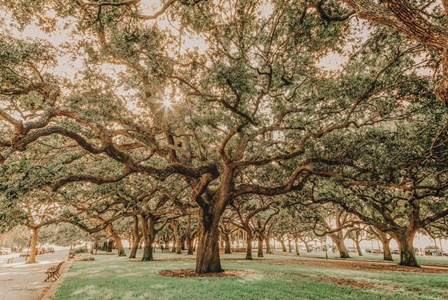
[0,249,69,300]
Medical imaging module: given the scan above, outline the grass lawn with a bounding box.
[55,250,448,300]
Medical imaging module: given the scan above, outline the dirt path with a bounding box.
[0,249,69,300]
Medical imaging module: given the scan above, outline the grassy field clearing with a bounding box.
[55,250,448,300]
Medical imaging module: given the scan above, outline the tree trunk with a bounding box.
[195,209,223,273]
[305,242,311,252]
[396,231,419,267]
[355,239,363,256]
[257,236,263,258]
[181,236,186,251]
[129,216,140,259]
[332,236,350,258]
[373,227,393,261]
[129,238,139,259]
[246,234,253,260]
[171,239,176,252]
[265,237,272,254]
[140,215,156,262]
[176,236,182,254]
[171,223,182,254]
[106,240,113,252]
[27,227,39,264]
[295,238,300,256]
[288,238,292,253]
[383,238,393,261]
[186,235,195,255]
[141,236,154,262]
[224,233,231,254]
[106,224,126,256]
[280,237,287,252]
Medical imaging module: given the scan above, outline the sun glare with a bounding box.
[162,98,173,109]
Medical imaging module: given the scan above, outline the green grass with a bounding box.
[55,250,448,300]
[285,250,448,267]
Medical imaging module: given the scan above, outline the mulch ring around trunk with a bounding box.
[306,274,399,291]
[158,269,254,278]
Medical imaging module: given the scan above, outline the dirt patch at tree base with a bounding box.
[271,258,448,274]
[310,275,399,291]
[158,269,254,278]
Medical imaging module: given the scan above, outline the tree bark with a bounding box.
[332,236,350,258]
[181,236,186,251]
[265,237,272,254]
[140,215,156,262]
[142,237,154,262]
[305,242,311,252]
[27,227,39,264]
[383,238,393,261]
[396,230,419,267]
[106,240,113,252]
[171,238,176,252]
[245,233,253,260]
[186,235,195,255]
[373,227,393,261]
[257,236,263,258]
[280,237,287,252]
[129,215,140,259]
[176,236,182,254]
[195,208,223,273]
[106,224,126,257]
[295,238,300,256]
[224,233,231,254]
[355,239,363,256]
[170,223,182,254]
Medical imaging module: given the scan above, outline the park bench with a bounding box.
[44,261,64,282]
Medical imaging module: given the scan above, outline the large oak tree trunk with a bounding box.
[141,236,154,262]
[140,216,155,262]
[396,231,419,267]
[195,209,223,273]
[27,227,39,264]
[257,236,263,258]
